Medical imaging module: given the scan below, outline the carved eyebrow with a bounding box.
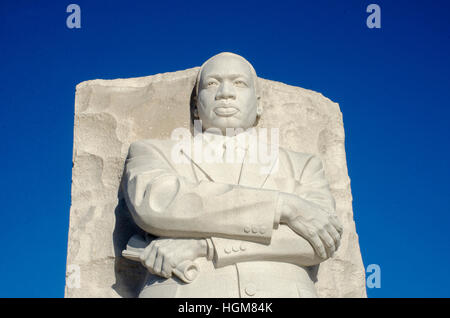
[206,74,249,81]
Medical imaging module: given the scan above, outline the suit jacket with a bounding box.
[123,133,336,298]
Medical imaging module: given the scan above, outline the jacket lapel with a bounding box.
[187,131,280,189]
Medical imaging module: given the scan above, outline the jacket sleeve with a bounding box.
[295,154,336,215]
[210,154,336,267]
[123,140,283,244]
[210,225,322,267]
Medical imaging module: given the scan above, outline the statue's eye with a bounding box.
[207,81,218,87]
[234,80,247,87]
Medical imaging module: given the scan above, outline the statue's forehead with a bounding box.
[201,55,253,79]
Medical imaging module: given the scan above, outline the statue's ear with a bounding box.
[192,96,199,118]
[256,95,263,116]
[193,103,199,119]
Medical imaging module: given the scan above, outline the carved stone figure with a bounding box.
[65,51,366,298]
[122,52,343,297]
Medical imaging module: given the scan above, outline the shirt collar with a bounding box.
[196,129,254,151]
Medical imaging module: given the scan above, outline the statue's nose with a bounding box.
[215,81,236,100]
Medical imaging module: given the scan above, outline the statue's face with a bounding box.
[197,55,259,133]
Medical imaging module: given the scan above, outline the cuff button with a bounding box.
[245,285,256,296]
[260,226,267,234]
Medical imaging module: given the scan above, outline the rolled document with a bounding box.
[169,260,199,283]
[121,235,200,284]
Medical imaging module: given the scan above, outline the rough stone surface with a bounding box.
[65,67,366,298]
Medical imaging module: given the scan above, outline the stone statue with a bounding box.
[122,52,343,298]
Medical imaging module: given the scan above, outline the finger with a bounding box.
[329,215,343,235]
[140,240,156,263]
[161,253,174,278]
[307,231,327,259]
[157,243,173,278]
[319,229,335,257]
[289,221,326,259]
[159,238,173,247]
[145,242,159,270]
[153,253,164,275]
[325,223,341,249]
[289,219,309,237]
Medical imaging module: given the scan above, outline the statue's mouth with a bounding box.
[214,106,239,117]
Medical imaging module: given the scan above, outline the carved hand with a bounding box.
[139,238,208,278]
[279,192,343,259]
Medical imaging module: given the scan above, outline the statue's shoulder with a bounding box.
[279,146,316,162]
[128,138,177,156]
[278,146,323,178]
[130,138,176,147]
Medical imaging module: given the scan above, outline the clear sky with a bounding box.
[0,0,449,298]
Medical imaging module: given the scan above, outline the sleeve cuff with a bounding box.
[205,238,215,261]
[274,192,283,229]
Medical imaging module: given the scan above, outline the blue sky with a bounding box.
[0,0,449,297]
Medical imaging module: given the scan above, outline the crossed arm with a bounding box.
[123,140,342,278]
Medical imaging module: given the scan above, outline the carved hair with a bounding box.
[191,52,261,126]
[194,52,260,98]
